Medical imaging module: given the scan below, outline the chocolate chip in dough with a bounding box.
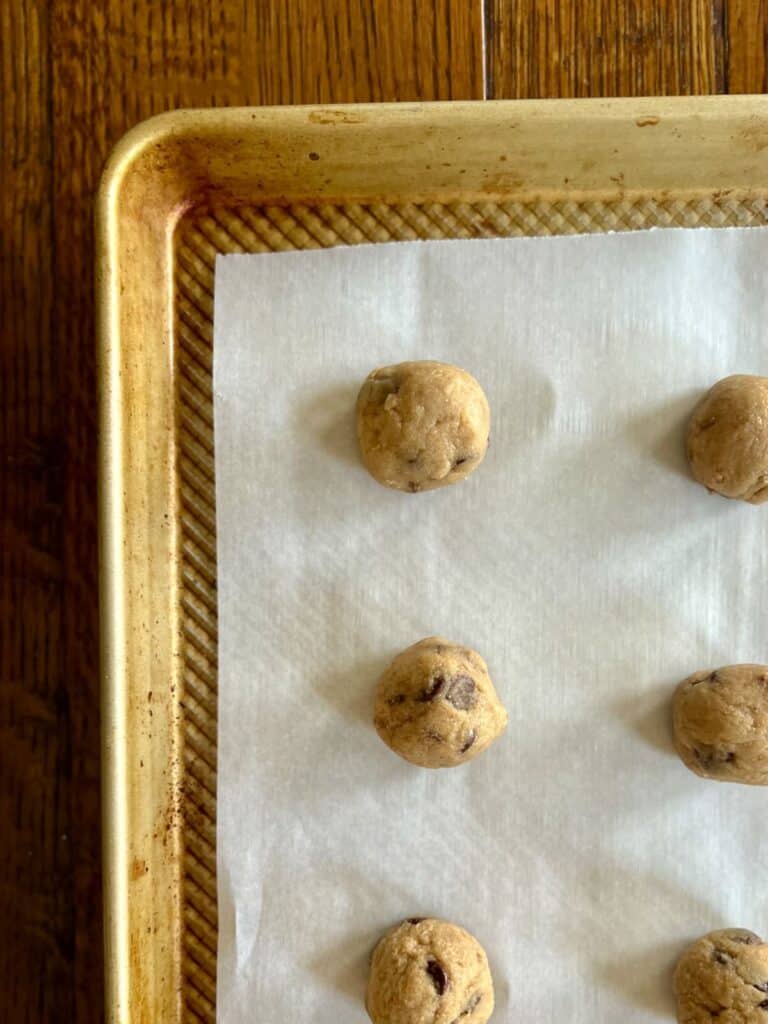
[367,918,494,1024]
[426,959,448,996]
[444,675,477,711]
[373,637,507,769]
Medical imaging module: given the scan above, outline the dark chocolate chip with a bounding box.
[463,993,481,1015]
[713,950,730,965]
[460,730,477,754]
[418,676,446,702]
[407,481,420,493]
[760,1000,768,1010]
[406,917,426,926]
[695,749,735,771]
[444,674,477,711]
[755,983,768,993]
[450,993,482,1023]
[387,694,407,706]
[426,958,448,996]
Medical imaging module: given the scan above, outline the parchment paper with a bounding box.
[213,228,768,1023]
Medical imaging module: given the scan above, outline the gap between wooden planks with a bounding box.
[0,1,765,1022]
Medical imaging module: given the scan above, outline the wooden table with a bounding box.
[1,2,765,1020]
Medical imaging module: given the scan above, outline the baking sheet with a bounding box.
[213,228,768,1023]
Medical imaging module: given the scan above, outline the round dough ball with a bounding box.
[367,918,494,1024]
[686,375,768,504]
[672,664,768,786]
[674,928,768,1023]
[356,361,490,493]
[373,637,507,769]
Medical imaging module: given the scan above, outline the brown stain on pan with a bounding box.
[308,110,365,125]
[130,858,149,881]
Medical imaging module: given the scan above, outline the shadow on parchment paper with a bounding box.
[293,364,558,480]
[597,938,685,1018]
[492,362,558,446]
[622,388,705,482]
[309,923,382,1007]
[572,865,717,1017]
[311,649,393,728]
[295,381,360,466]
[483,949,510,1016]
[308,919,511,1016]
[611,681,676,756]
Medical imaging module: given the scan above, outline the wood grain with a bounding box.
[1,2,481,1021]
[485,0,721,97]
[727,0,768,92]
[0,2,68,1021]
[486,0,768,98]
[249,0,484,102]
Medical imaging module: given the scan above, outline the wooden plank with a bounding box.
[485,0,721,98]
[0,2,71,1022]
[250,0,484,102]
[2,2,483,1021]
[727,0,768,93]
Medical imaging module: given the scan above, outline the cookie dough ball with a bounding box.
[356,361,490,493]
[373,637,507,769]
[674,928,768,1023]
[686,375,768,504]
[672,664,768,786]
[367,918,495,1024]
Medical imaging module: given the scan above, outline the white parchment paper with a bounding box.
[213,229,768,1023]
